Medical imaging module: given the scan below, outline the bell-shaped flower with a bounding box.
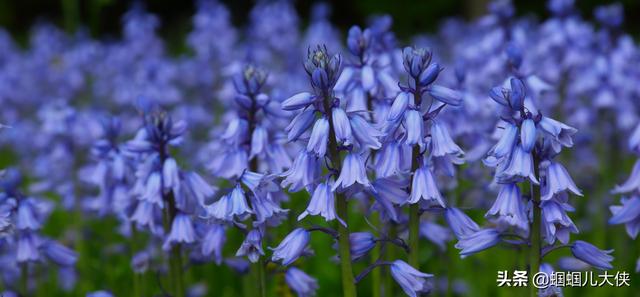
[455,228,501,257]
[307,117,329,157]
[520,118,537,152]
[444,207,480,239]
[570,241,613,270]
[271,228,310,266]
[298,180,343,225]
[390,260,433,297]
[542,161,582,200]
[609,196,640,239]
[430,120,463,158]
[285,267,318,297]
[236,229,264,263]
[486,183,529,233]
[408,166,445,207]
[332,107,353,145]
[163,212,196,250]
[333,152,372,191]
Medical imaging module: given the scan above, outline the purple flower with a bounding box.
[488,123,518,159]
[404,109,424,146]
[163,212,196,250]
[333,152,371,191]
[485,183,528,232]
[609,196,640,239]
[42,240,78,266]
[131,251,150,273]
[612,160,640,194]
[500,144,539,184]
[286,108,316,142]
[570,241,614,270]
[408,166,445,207]
[375,141,403,178]
[282,92,316,111]
[202,224,226,265]
[542,161,582,200]
[427,85,462,106]
[444,207,480,239]
[455,229,501,257]
[298,180,343,225]
[285,267,318,297]
[206,185,253,222]
[520,119,536,152]
[17,232,40,263]
[387,92,411,122]
[347,232,376,261]
[538,116,577,149]
[350,114,383,150]
[541,197,579,244]
[430,120,463,158]
[390,260,433,297]
[236,229,264,263]
[332,107,353,145]
[281,152,320,192]
[307,117,329,157]
[271,228,310,266]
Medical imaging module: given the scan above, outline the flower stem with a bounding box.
[162,190,185,297]
[529,155,541,297]
[20,263,28,296]
[323,94,357,297]
[370,214,381,297]
[408,145,421,268]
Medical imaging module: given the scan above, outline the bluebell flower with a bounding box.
[404,109,424,146]
[350,114,383,150]
[609,196,640,239]
[486,183,528,232]
[390,260,433,297]
[520,118,536,152]
[206,185,253,222]
[162,158,180,192]
[444,207,480,239]
[508,78,525,110]
[408,165,445,207]
[281,151,320,192]
[286,108,316,142]
[375,141,403,178]
[250,192,289,227]
[282,92,316,111]
[387,92,411,122]
[285,267,319,297]
[542,161,582,200]
[500,144,539,184]
[570,240,614,270]
[131,201,159,232]
[541,197,579,244]
[427,85,462,106]
[201,223,226,265]
[236,229,264,263]
[420,222,452,251]
[487,123,518,159]
[455,228,501,257]
[430,120,463,158]
[16,199,42,231]
[347,232,376,261]
[131,251,150,273]
[42,240,78,266]
[332,107,353,145]
[298,180,343,225]
[538,116,577,149]
[17,232,40,263]
[271,228,310,266]
[612,160,640,194]
[333,152,372,191]
[307,117,329,157]
[163,212,196,250]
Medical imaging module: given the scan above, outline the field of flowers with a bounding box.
[0,0,639,296]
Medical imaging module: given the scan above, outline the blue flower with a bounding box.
[271,228,310,266]
[285,267,319,297]
[375,141,403,178]
[408,165,445,207]
[201,224,226,265]
[455,229,501,257]
[570,240,614,270]
[404,109,424,146]
[17,232,40,263]
[236,229,264,263]
[282,92,316,111]
[387,92,411,122]
[348,232,376,261]
[487,122,518,159]
[286,108,316,142]
[541,197,579,244]
[250,192,289,227]
[206,185,253,222]
[500,144,539,184]
[281,152,320,192]
[307,117,329,157]
[350,114,383,150]
[520,118,536,152]
[444,207,480,239]
[390,260,433,297]
[428,85,462,106]
[430,120,463,158]
[542,161,582,200]
[333,152,372,191]
[486,183,528,232]
[163,212,196,250]
[131,251,150,273]
[298,180,343,225]
[538,116,577,149]
[42,240,78,266]
[612,160,640,194]
[420,222,452,251]
[609,196,640,239]
[332,107,353,145]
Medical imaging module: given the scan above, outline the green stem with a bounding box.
[162,190,184,297]
[529,156,541,297]
[383,225,397,297]
[21,263,28,296]
[408,146,421,268]
[323,94,357,297]
[61,0,79,33]
[370,214,381,297]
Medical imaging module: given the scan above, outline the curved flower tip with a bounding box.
[608,196,640,239]
[390,260,433,297]
[298,180,345,226]
[236,229,265,263]
[285,267,318,297]
[444,207,480,239]
[570,240,614,270]
[282,92,315,111]
[454,228,501,257]
[428,85,462,106]
[271,228,310,266]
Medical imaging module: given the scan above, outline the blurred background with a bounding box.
[1,0,639,48]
